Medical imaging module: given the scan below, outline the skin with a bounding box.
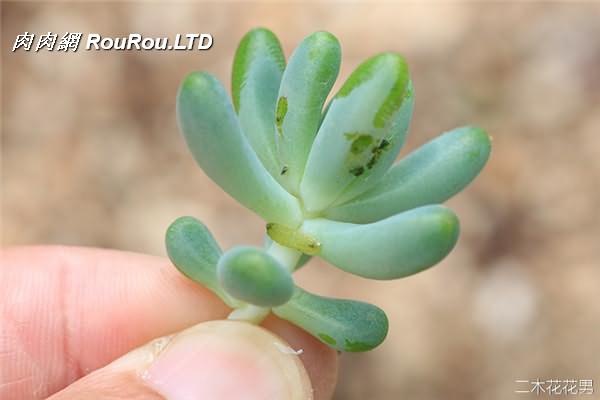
[0,246,338,399]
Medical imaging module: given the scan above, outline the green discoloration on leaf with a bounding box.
[344,339,372,352]
[346,133,374,155]
[275,96,288,137]
[440,211,460,238]
[318,333,337,345]
[266,223,321,255]
[372,55,409,128]
[231,28,285,112]
[181,71,210,92]
[349,166,365,177]
[343,135,389,176]
[309,45,320,60]
[335,53,409,131]
[299,52,412,212]
[336,56,380,99]
[325,126,491,224]
[344,137,391,176]
[307,32,337,61]
[366,138,391,169]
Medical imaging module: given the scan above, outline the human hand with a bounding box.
[0,246,338,399]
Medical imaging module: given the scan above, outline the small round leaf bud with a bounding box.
[217,246,294,307]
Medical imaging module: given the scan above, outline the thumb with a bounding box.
[48,320,314,400]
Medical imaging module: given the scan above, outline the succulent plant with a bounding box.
[166,28,491,352]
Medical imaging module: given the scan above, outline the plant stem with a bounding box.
[225,241,302,324]
[228,304,270,324]
[266,241,302,272]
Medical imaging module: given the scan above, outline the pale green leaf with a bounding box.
[217,246,294,307]
[331,80,414,207]
[325,126,491,223]
[300,53,413,212]
[274,31,341,195]
[166,216,237,307]
[232,28,285,177]
[177,72,302,226]
[273,287,388,352]
[302,205,459,279]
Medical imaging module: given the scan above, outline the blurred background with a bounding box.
[2,2,600,399]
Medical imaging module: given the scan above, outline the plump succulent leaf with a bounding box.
[273,287,388,352]
[166,216,237,307]
[300,53,413,212]
[325,126,491,223]
[274,31,341,195]
[231,28,285,177]
[217,246,294,307]
[177,72,302,226]
[302,205,460,279]
[331,80,414,207]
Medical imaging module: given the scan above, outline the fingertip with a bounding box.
[262,315,339,400]
[149,321,313,399]
[50,321,315,400]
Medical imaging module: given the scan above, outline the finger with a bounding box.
[262,315,338,396]
[0,246,337,400]
[48,320,312,400]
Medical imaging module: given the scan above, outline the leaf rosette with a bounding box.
[167,28,491,352]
